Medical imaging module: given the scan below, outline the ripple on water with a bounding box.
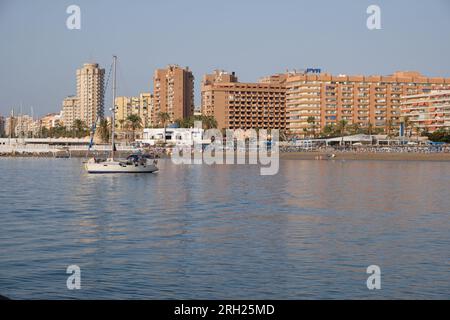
[0,158,449,299]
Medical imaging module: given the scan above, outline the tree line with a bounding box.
[295,116,450,141]
[6,113,450,143]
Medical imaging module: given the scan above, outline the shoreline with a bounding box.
[1,151,450,161]
[280,152,450,161]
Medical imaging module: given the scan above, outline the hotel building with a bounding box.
[60,96,79,130]
[115,93,153,130]
[401,90,450,134]
[286,71,450,137]
[152,65,194,124]
[76,63,105,128]
[201,70,286,130]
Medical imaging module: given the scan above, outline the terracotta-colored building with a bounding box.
[152,65,194,125]
[286,71,450,137]
[201,70,287,130]
[401,90,450,134]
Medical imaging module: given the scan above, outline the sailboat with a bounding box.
[85,56,158,174]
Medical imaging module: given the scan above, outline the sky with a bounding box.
[1,0,450,117]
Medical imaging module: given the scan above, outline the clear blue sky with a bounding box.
[1,0,450,117]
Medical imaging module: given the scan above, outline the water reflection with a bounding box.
[0,158,449,299]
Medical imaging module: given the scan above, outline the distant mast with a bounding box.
[9,108,14,144]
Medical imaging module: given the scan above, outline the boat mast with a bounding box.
[9,108,14,145]
[111,55,117,160]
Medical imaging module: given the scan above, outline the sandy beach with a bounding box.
[2,150,450,161]
[280,152,450,161]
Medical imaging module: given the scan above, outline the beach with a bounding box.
[280,152,450,161]
[2,149,450,161]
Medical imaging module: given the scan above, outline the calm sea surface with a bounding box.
[0,158,449,299]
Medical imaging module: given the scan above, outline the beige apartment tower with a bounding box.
[61,96,79,130]
[152,65,194,125]
[286,71,450,137]
[76,63,105,128]
[115,93,153,130]
[201,70,286,130]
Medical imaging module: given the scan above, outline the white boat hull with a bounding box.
[85,159,158,174]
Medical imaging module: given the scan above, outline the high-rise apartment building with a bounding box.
[201,70,286,130]
[76,63,105,128]
[152,65,194,125]
[286,71,450,137]
[61,96,79,129]
[401,90,450,134]
[115,93,153,130]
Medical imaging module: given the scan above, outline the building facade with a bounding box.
[9,115,39,137]
[4,116,16,138]
[61,96,79,130]
[76,63,105,128]
[115,93,153,131]
[152,65,194,125]
[401,90,450,134]
[286,71,450,137]
[141,127,204,146]
[40,113,61,130]
[201,70,286,130]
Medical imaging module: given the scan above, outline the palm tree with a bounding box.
[367,122,374,136]
[413,124,422,141]
[175,118,189,128]
[177,115,218,130]
[73,119,87,138]
[118,119,125,131]
[306,116,317,138]
[126,114,142,142]
[321,124,335,138]
[202,115,218,130]
[157,112,171,143]
[337,119,348,146]
[386,119,394,137]
[53,124,67,138]
[279,129,287,142]
[40,126,49,138]
[302,127,308,138]
[403,116,411,138]
[97,118,110,143]
[349,123,361,135]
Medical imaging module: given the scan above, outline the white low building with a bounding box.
[140,128,206,146]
